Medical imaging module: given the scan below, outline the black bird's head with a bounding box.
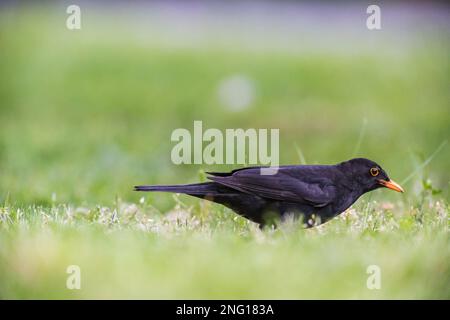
[339,158,404,194]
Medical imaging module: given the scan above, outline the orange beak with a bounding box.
[378,179,404,193]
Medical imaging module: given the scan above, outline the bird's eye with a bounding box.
[370,167,380,177]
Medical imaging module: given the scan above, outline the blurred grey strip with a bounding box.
[2,1,449,54]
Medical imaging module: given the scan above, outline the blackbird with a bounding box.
[134,158,404,227]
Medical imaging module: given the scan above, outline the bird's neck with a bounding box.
[336,163,369,196]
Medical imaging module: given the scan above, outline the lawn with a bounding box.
[0,3,449,299]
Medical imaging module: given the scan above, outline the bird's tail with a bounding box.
[134,182,220,195]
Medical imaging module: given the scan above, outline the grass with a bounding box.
[0,4,449,299]
[0,195,448,299]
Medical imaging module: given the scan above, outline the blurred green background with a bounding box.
[1,2,448,208]
[0,2,448,299]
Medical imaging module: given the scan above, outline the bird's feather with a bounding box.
[207,166,336,208]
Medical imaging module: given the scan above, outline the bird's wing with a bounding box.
[207,166,336,207]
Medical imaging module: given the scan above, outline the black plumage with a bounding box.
[134,158,404,227]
